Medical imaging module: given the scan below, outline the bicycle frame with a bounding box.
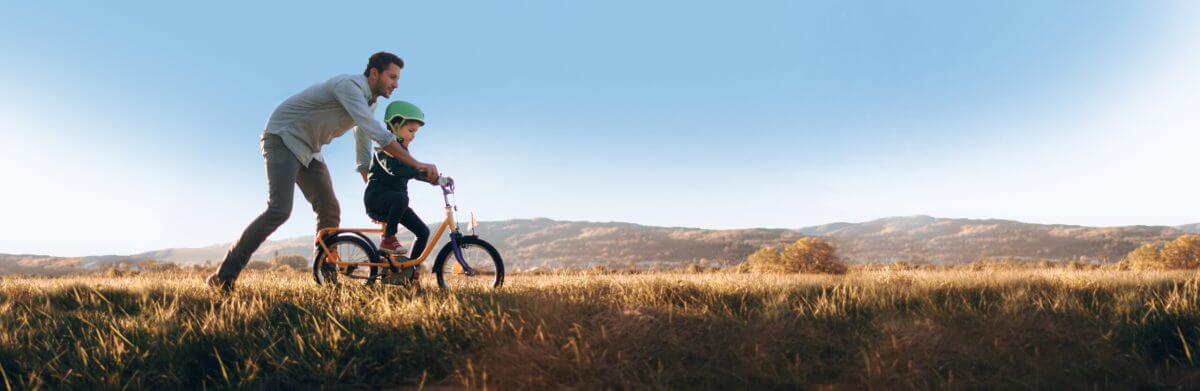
[314,176,475,274]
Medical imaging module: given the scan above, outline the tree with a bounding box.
[744,237,847,274]
[1122,234,1200,270]
[1160,234,1200,269]
[745,247,782,271]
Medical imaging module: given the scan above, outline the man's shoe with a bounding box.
[205,273,235,292]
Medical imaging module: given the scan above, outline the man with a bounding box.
[206,51,438,291]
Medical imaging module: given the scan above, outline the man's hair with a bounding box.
[363,51,404,77]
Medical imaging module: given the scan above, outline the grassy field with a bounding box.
[1,269,1199,389]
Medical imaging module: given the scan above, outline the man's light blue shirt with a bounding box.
[263,74,394,168]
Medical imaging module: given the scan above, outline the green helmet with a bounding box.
[383,100,425,131]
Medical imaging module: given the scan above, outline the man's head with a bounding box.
[364,51,404,100]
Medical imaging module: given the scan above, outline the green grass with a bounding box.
[1,269,1199,389]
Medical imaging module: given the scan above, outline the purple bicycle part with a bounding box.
[449,232,476,276]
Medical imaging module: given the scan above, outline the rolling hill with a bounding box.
[799,215,1188,264]
[2,216,1196,274]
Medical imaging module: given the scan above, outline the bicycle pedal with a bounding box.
[383,266,418,286]
[382,272,406,285]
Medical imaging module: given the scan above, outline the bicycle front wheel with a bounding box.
[432,236,504,290]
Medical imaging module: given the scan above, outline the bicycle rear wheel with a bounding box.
[313,234,381,286]
[432,235,504,290]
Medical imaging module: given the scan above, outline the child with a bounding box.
[364,100,434,257]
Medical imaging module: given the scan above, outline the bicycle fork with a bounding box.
[448,231,477,276]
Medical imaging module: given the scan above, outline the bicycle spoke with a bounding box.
[442,244,498,289]
[329,241,376,285]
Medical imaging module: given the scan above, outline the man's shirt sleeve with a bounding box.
[333,78,394,147]
[353,127,373,173]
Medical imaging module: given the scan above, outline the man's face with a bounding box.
[368,63,401,99]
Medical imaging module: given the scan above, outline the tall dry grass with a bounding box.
[0,269,1198,389]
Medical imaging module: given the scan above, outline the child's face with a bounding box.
[393,121,423,147]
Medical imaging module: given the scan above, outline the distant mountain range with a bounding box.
[797,216,1189,264]
[3,216,1197,275]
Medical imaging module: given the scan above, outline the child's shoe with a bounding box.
[380,236,404,254]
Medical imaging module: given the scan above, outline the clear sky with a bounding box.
[2,1,1198,256]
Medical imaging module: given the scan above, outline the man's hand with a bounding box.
[359,169,369,183]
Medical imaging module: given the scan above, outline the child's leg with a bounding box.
[398,209,430,260]
[382,193,411,238]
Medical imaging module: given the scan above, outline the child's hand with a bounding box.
[420,163,439,183]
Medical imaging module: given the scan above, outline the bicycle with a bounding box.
[311,176,504,290]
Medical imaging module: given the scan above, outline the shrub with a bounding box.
[270,255,309,271]
[138,259,179,272]
[745,247,781,270]
[1122,234,1200,270]
[744,237,847,274]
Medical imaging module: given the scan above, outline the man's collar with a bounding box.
[356,74,378,105]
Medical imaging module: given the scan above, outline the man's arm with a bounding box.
[333,78,438,181]
[353,127,371,183]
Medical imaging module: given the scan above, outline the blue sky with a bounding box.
[3,1,1199,256]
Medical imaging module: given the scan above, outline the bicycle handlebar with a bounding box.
[437,175,455,194]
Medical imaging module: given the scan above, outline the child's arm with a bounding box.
[378,153,425,180]
[381,142,438,182]
[414,171,439,185]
